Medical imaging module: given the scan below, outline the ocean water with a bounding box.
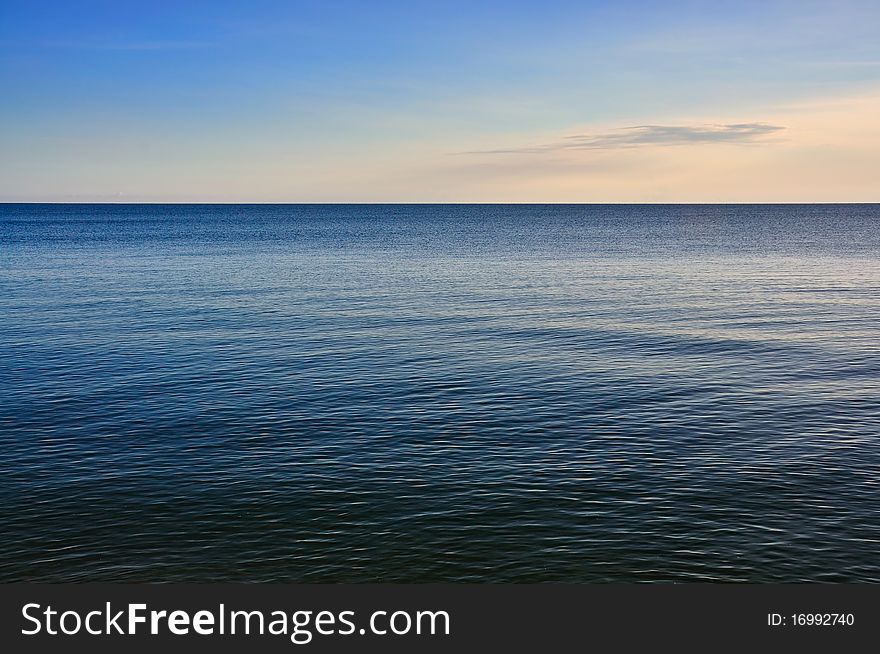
[1,203,878,583]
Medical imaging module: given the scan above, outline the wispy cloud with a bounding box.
[464,123,785,154]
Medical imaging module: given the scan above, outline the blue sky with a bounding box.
[2,0,880,201]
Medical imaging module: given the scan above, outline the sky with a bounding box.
[2,0,880,202]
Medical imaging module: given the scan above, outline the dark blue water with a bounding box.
[1,204,878,582]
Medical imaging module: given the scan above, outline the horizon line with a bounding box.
[3,201,880,206]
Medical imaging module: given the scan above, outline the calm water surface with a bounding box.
[1,204,878,582]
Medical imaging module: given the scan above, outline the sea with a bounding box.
[1,203,878,582]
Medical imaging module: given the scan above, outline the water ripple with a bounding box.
[1,204,879,582]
